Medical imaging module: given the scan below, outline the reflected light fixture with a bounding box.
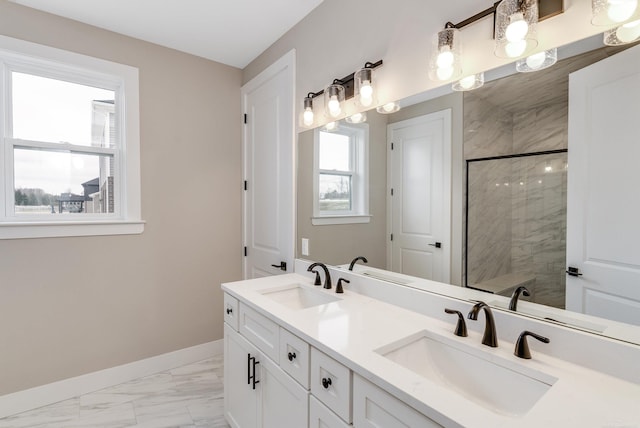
[323,121,338,132]
[452,72,484,91]
[429,26,462,82]
[604,19,640,44]
[376,102,400,114]
[592,0,639,25]
[345,112,367,124]
[495,0,538,58]
[516,48,557,72]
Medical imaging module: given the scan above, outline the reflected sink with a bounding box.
[376,331,557,416]
[260,284,340,310]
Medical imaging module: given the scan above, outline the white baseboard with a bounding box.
[0,339,223,419]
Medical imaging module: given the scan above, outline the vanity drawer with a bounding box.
[280,327,310,389]
[223,293,239,330]
[353,374,442,428]
[238,304,279,362]
[309,395,350,428]
[310,347,352,423]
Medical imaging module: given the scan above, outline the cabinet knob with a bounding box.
[321,377,332,389]
[287,352,296,362]
[226,307,233,315]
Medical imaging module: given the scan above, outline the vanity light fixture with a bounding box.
[345,112,367,124]
[604,19,640,44]
[428,26,463,82]
[495,0,539,58]
[354,66,376,108]
[592,0,639,26]
[516,48,557,72]
[376,102,401,114]
[452,72,485,91]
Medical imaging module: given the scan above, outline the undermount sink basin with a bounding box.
[260,284,340,310]
[376,331,557,416]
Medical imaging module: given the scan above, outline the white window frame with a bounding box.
[312,123,370,225]
[0,35,143,239]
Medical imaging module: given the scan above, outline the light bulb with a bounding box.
[303,107,314,126]
[607,0,638,23]
[505,12,529,42]
[437,66,454,81]
[359,81,374,107]
[328,96,341,117]
[459,75,476,90]
[505,40,527,58]
[617,19,640,42]
[436,49,454,68]
[525,51,546,69]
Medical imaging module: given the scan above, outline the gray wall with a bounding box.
[0,2,242,395]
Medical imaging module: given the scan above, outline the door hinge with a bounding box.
[390,233,393,241]
[244,246,247,257]
[244,114,247,124]
[391,142,394,150]
[391,188,394,196]
[244,180,248,191]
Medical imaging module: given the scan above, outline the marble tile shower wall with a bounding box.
[464,92,568,308]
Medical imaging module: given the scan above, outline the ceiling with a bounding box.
[9,0,325,69]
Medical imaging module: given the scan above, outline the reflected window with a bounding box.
[313,123,369,224]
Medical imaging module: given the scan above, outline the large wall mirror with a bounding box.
[296,34,640,344]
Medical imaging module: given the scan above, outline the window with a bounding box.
[0,36,142,239]
[313,123,370,225]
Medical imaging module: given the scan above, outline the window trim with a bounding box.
[312,123,370,226]
[0,35,143,239]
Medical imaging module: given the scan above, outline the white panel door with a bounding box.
[566,44,640,325]
[242,51,295,279]
[388,110,451,283]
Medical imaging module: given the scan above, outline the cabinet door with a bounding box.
[353,374,442,428]
[259,351,309,428]
[224,324,259,428]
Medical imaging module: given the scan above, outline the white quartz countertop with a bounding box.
[222,274,640,428]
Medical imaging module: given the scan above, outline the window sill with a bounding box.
[0,220,145,240]
[311,215,371,226]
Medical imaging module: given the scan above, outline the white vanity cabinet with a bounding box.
[224,323,308,428]
[353,374,442,428]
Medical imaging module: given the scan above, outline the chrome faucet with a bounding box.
[509,286,530,311]
[307,262,332,289]
[348,256,368,271]
[467,301,498,347]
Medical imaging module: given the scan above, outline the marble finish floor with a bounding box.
[0,354,230,428]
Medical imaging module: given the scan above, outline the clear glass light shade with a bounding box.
[375,102,401,114]
[452,73,485,91]
[301,97,314,127]
[592,0,640,25]
[345,112,367,124]
[324,84,345,119]
[323,121,339,132]
[428,28,462,82]
[604,19,640,44]
[516,48,558,72]
[354,68,376,108]
[495,0,538,58]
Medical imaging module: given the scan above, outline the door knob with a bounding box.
[428,242,442,248]
[566,266,583,277]
[321,377,332,389]
[271,261,287,271]
[288,352,296,362]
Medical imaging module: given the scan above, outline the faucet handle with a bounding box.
[310,269,322,286]
[514,331,550,359]
[444,309,468,337]
[336,278,350,294]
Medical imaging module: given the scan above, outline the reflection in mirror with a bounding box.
[296,36,640,344]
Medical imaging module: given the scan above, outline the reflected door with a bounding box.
[566,44,640,325]
[388,110,451,282]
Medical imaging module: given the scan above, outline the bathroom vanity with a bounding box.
[222,261,640,427]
